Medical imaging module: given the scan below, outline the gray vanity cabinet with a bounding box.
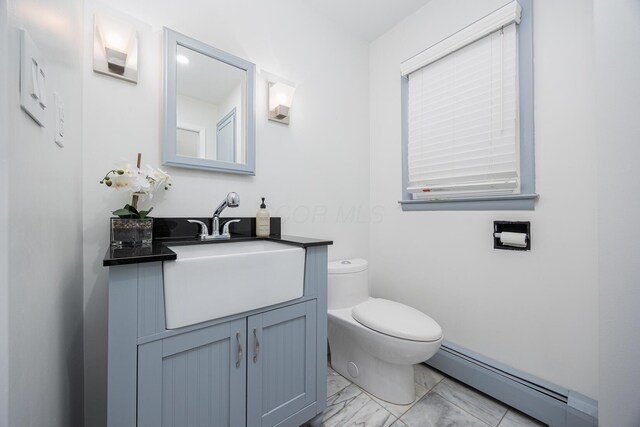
[137,319,248,427]
[136,301,318,427]
[106,245,328,427]
[247,301,317,427]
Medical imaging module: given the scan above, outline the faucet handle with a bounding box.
[222,219,241,238]
[187,219,209,240]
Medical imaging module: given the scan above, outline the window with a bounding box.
[400,0,536,211]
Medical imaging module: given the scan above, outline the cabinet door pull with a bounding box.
[253,328,260,363]
[235,331,243,368]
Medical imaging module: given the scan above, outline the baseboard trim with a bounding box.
[426,341,598,427]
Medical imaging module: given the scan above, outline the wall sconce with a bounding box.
[93,12,138,84]
[268,82,295,125]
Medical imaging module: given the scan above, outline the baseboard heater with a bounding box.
[426,341,598,427]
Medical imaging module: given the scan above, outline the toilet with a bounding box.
[327,259,443,405]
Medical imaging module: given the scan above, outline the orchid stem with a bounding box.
[131,152,142,210]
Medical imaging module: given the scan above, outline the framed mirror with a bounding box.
[163,28,256,174]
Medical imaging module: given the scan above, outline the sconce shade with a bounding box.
[268,82,295,125]
[105,48,127,73]
[273,105,289,120]
[94,12,138,83]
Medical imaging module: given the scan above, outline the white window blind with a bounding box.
[405,18,520,200]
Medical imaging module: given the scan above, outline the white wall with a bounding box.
[369,0,599,399]
[0,1,9,425]
[5,0,85,425]
[594,0,640,425]
[82,1,370,425]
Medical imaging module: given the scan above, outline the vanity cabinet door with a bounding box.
[247,300,317,427]
[137,318,247,427]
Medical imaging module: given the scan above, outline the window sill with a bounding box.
[399,193,539,211]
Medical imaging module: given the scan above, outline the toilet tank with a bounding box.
[328,259,370,310]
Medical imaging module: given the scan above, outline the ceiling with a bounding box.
[303,0,433,42]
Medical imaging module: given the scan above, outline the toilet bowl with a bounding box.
[327,259,443,405]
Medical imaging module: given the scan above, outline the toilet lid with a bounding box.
[352,298,442,342]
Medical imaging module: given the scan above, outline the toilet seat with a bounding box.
[352,298,442,342]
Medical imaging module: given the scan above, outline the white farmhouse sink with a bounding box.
[163,241,305,329]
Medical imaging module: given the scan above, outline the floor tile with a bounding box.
[322,385,366,423]
[364,383,428,418]
[401,392,490,427]
[432,378,507,426]
[327,372,351,398]
[327,384,362,406]
[414,363,445,391]
[498,409,546,427]
[328,364,340,376]
[322,392,397,427]
[323,360,544,427]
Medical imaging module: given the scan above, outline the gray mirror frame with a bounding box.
[163,27,256,175]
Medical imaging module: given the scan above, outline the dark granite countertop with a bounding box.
[103,216,332,266]
[103,235,333,267]
[104,242,178,266]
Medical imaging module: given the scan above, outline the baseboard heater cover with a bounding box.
[426,341,598,427]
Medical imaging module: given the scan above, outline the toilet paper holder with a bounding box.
[493,221,530,251]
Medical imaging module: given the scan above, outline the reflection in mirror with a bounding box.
[176,125,205,158]
[163,27,255,175]
[176,45,246,164]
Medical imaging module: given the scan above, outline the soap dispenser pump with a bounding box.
[256,197,270,237]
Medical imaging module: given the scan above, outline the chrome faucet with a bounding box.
[188,192,240,241]
[212,192,240,237]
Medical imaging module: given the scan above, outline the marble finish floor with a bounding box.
[316,364,547,427]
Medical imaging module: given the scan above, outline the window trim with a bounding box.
[399,0,537,211]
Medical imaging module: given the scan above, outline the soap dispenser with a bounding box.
[256,197,270,237]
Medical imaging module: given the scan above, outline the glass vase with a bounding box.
[110,218,153,248]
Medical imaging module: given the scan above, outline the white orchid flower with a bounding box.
[101,157,172,216]
[110,174,138,192]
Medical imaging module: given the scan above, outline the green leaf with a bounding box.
[112,208,138,218]
[138,207,154,219]
[123,204,140,216]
